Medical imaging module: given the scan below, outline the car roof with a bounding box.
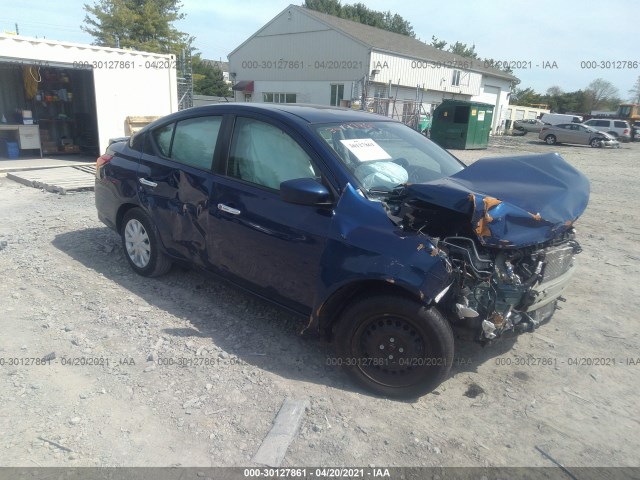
[163,103,396,125]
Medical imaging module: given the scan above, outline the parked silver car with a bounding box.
[538,123,619,148]
[513,118,547,133]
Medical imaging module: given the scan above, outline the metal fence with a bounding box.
[176,49,193,111]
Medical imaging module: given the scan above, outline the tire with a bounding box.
[590,138,603,148]
[121,208,171,277]
[544,134,557,145]
[335,295,454,399]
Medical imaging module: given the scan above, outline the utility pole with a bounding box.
[15,23,19,35]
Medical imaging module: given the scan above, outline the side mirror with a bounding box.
[280,178,332,206]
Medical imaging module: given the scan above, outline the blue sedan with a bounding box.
[95,104,589,398]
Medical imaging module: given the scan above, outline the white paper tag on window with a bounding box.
[339,139,392,162]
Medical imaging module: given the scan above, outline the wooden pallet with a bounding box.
[7,165,95,194]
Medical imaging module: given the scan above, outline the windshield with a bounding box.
[314,121,464,194]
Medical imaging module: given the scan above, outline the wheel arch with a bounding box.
[314,279,429,341]
[116,203,142,233]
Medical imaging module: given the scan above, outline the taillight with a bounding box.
[624,129,629,135]
[96,154,113,178]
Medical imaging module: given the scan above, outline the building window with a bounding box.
[263,93,296,103]
[451,70,461,87]
[330,84,344,106]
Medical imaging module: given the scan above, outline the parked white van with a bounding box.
[540,113,584,125]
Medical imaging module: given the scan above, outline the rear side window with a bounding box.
[153,124,174,157]
[170,117,222,170]
[614,121,628,128]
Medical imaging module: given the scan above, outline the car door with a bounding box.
[137,115,223,267]
[574,125,593,144]
[552,124,570,143]
[207,115,333,312]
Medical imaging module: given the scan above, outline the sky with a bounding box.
[1,0,637,98]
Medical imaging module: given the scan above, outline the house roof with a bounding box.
[297,6,517,82]
[203,59,229,72]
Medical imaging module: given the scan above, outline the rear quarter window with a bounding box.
[614,121,628,128]
[153,124,174,157]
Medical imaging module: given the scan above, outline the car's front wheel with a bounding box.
[544,134,557,145]
[335,295,454,398]
[121,208,171,277]
[590,138,603,148]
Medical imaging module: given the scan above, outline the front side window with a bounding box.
[228,117,318,190]
[314,121,464,194]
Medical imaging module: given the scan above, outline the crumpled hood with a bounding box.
[403,152,590,248]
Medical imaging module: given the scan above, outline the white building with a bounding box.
[228,5,517,132]
[0,34,178,156]
[504,105,551,131]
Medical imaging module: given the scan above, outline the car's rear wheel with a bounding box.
[121,208,171,277]
[590,138,603,148]
[335,295,454,398]
[544,134,557,145]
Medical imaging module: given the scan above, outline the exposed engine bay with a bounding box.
[385,192,583,341]
[438,234,581,341]
[381,153,590,342]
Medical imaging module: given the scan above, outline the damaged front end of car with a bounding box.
[384,153,590,342]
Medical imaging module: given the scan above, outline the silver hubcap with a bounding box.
[124,219,151,268]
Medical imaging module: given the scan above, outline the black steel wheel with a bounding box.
[335,295,454,398]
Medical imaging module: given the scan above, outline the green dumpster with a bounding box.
[430,100,494,149]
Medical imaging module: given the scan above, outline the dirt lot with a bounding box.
[1,135,639,468]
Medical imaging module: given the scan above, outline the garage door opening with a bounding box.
[0,62,99,161]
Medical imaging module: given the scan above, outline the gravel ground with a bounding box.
[0,135,639,468]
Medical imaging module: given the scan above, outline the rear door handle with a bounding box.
[139,178,158,187]
[218,203,241,215]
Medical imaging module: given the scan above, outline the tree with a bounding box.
[430,36,447,49]
[304,0,415,37]
[448,41,478,59]
[511,87,542,106]
[192,55,231,97]
[629,76,640,103]
[584,78,620,112]
[82,0,191,55]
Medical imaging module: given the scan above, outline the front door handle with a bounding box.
[218,203,241,215]
[139,178,158,187]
